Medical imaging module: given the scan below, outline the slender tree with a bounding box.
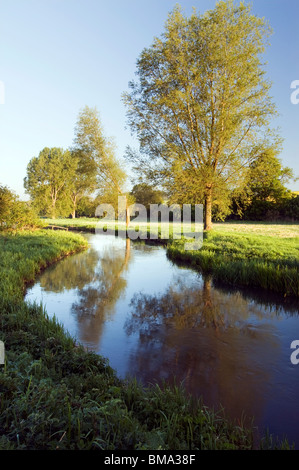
[72,106,130,224]
[123,1,281,230]
[70,107,102,218]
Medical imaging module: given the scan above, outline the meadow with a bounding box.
[0,228,292,449]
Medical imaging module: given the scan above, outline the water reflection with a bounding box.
[25,234,299,446]
[39,247,99,292]
[124,278,283,426]
[71,238,131,345]
[125,278,281,333]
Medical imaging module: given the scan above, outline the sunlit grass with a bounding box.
[213,221,299,238]
[45,218,299,238]
[168,230,299,297]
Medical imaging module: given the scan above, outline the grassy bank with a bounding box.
[0,229,290,450]
[168,228,299,298]
[45,219,299,298]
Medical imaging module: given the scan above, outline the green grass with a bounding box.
[44,218,299,237]
[46,218,299,297]
[168,228,299,297]
[0,228,291,449]
[0,230,88,303]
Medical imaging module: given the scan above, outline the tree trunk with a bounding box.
[71,195,77,219]
[51,202,56,219]
[204,186,213,231]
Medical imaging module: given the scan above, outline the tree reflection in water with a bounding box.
[125,277,281,333]
[124,278,281,426]
[71,238,131,345]
[39,247,100,292]
[27,235,299,443]
[38,236,132,347]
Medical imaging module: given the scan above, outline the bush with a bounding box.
[281,195,299,221]
[0,185,44,231]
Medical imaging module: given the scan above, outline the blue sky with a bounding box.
[0,0,298,199]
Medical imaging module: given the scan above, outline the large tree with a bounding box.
[123,1,281,230]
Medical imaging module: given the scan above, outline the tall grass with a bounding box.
[167,230,299,297]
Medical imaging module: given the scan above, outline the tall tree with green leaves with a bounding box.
[72,106,130,223]
[70,107,101,218]
[24,147,76,218]
[123,1,281,230]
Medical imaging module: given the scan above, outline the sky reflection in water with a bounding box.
[25,233,299,447]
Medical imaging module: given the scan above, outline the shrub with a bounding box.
[0,184,44,231]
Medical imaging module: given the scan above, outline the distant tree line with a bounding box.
[24,106,129,220]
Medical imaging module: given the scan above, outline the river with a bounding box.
[25,233,299,447]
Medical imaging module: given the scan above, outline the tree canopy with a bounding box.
[123,1,281,229]
[73,106,129,216]
[24,147,76,218]
[130,183,165,211]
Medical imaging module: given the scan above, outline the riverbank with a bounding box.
[168,230,299,298]
[45,219,299,298]
[0,229,291,450]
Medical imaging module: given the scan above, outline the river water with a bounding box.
[25,233,299,447]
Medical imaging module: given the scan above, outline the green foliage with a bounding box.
[0,185,43,231]
[123,1,281,229]
[24,147,76,218]
[231,150,296,220]
[76,196,98,218]
[130,183,165,211]
[282,195,299,220]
